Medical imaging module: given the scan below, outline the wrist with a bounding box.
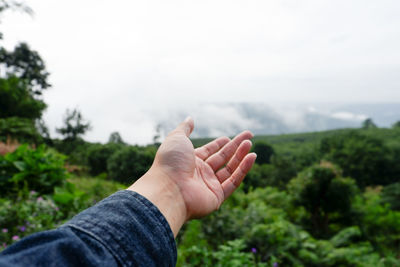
[127,167,187,237]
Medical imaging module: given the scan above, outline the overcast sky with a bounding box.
[2,0,400,144]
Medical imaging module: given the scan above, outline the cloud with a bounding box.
[2,0,400,144]
[331,112,368,121]
[149,103,262,139]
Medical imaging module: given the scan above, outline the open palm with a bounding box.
[153,118,256,220]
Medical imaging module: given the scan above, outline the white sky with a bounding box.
[1,0,400,144]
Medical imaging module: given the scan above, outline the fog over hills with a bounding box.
[152,103,400,139]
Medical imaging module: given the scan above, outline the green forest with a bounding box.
[2,1,400,266]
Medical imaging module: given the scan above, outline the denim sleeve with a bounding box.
[0,190,177,267]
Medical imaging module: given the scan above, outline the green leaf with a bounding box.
[53,192,74,205]
[13,161,26,171]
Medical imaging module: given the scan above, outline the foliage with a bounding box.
[0,2,50,144]
[362,118,377,129]
[51,138,93,165]
[244,155,297,191]
[381,183,400,211]
[356,189,400,255]
[0,144,67,196]
[253,142,274,164]
[289,163,358,238]
[178,239,265,267]
[392,121,400,129]
[319,131,393,187]
[108,132,125,145]
[0,117,41,143]
[56,108,91,141]
[87,143,123,176]
[0,76,46,120]
[0,43,50,95]
[177,185,400,266]
[67,175,125,203]
[268,155,298,189]
[52,182,89,218]
[244,164,274,191]
[0,190,62,250]
[107,146,155,184]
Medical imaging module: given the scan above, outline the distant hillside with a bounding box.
[192,127,400,157]
[155,103,400,140]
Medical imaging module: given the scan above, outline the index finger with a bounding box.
[195,136,230,160]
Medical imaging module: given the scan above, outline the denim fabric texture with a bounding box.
[0,190,177,267]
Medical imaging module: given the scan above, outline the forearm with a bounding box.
[127,167,187,237]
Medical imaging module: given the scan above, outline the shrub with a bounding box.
[243,163,274,191]
[0,191,62,251]
[67,174,125,203]
[356,189,400,255]
[177,239,265,267]
[87,143,122,176]
[52,182,90,218]
[288,164,358,238]
[0,117,41,144]
[381,182,400,211]
[52,138,93,165]
[252,142,274,165]
[319,132,392,187]
[0,144,67,196]
[244,155,297,191]
[107,146,155,184]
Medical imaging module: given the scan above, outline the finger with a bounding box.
[195,136,230,160]
[216,140,252,183]
[174,117,194,137]
[222,153,257,200]
[206,130,253,171]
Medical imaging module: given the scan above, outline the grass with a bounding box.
[68,174,125,202]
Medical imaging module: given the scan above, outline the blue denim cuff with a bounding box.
[61,190,177,267]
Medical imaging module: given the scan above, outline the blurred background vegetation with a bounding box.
[1,1,400,266]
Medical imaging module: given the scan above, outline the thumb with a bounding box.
[175,116,194,137]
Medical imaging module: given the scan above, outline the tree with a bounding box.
[87,143,121,176]
[362,118,377,129]
[252,141,274,164]
[108,131,125,145]
[153,124,162,145]
[381,183,400,211]
[0,76,46,119]
[0,43,50,95]
[0,3,46,96]
[0,1,50,143]
[0,117,41,143]
[56,109,91,141]
[320,131,392,188]
[107,146,154,184]
[392,121,400,129]
[289,163,358,238]
[0,76,46,143]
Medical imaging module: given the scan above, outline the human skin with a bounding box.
[128,117,257,237]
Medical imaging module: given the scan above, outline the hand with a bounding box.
[128,117,256,236]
